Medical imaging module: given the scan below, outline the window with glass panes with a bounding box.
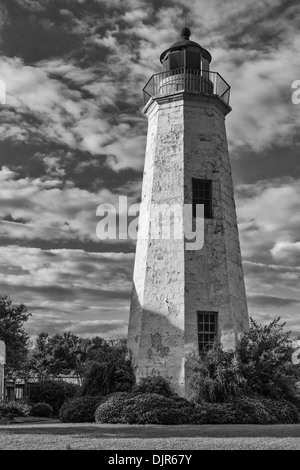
[197,312,218,353]
[192,179,212,218]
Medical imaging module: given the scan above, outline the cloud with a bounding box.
[0,166,139,242]
[2,1,299,171]
[13,0,49,12]
[0,245,134,337]
[42,154,66,178]
[248,293,300,308]
[224,40,300,154]
[0,0,300,338]
[271,242,300,267]
[0,56,146,171]
[236,177,300,263]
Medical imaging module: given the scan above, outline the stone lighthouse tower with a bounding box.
[127,28,249,397]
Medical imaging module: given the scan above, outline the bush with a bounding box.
[190,344,247,403]
[190,319,300,405]
[81,362,115,397]
[94,392,300,425]
[238,318,300,399]
[191,402,236,424]
[191,398,271,424]
[31,402,53,418]
[123,394,191,425]
[0,401,31,417]
[81,360,135,397]
[232,397,272,424]
[112,360,136,393]
[59,396,104,423]
[259,397,300,424]
[132,376,173,397]
[29,380,79,415]
[192,397,300,425]
[95,392,131,424]
[95,392,194,425]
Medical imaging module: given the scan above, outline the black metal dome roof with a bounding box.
[160,28,212,64]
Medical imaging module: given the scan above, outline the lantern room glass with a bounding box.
[162,48,210,74]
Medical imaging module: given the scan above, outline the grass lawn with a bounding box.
[0,422,300,450]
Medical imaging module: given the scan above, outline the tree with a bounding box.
[0,295,31,376]
[28,332,54,381]
[83,337,135,393]
[190,317,300,404]
[30,332,92,384]
[190,342,247,403]
[29,333,135,391]
[81,362,116,396]
[238,317,300,399]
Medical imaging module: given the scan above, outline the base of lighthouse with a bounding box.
[127,91,249,398]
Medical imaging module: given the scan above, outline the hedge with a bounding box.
[30,380,79,415]
[31,402,53,418]
[0,401,31,417]
[59,396,104,423]
[95,393,300,425]
[95,393,194,425]
[132,376,174,398]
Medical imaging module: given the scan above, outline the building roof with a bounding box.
[160,27,212,64]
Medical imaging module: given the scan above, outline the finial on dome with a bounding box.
[181,27,191,40]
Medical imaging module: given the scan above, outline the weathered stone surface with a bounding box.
[127,91,249,398]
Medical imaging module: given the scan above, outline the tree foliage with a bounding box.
[191,317,300,403]
[238,317,300,399]
[190,343,247,403]
[81,362,115,396]
[29,333,135,392]
[29,379,79,415]
[30,332,93,383]
[0,295,31,375]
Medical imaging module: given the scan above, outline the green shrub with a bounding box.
[132,376,173,397]
[232,397,272,424]
[122,394,187,424]
[0,401,31,417]
[191,398,271,424]
[29,380,79,415]
[94,391,300,425]
[190,344,247,403]
[95,392,193,425]
[31,402,53,418]
[95,392,131,424]
[81,361,135,397]
[191,397,300,425]
[171,395,195,410]
[59,396,104,423]
[238,318,300,399]
[259,397,300,424]
[191,402,236,424]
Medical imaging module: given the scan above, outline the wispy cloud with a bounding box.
[0,0,299,337]
[0,245,134,337]
[0,166,139,242]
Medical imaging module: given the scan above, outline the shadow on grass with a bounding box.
[1,424,300,439]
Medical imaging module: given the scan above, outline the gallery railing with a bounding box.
[143,68,231,106]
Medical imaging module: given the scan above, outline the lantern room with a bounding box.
[160,27,212,73]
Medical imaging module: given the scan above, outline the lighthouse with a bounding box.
[127,28,249,397]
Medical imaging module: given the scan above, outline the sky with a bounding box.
[0,0,299,340]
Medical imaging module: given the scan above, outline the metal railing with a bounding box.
[143,68,230,106]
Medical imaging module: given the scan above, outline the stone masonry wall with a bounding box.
[127,92,249,398]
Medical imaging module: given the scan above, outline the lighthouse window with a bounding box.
[192,179,212,218]
[197,312,218,353]
[169,50,184,70]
